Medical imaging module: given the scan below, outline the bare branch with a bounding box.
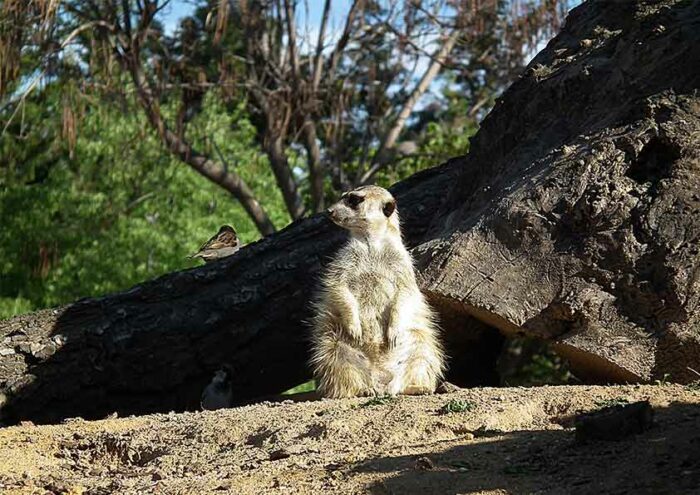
[128,61,277,234]
[358,29,460,185]
[328,0,363,79]
[283,0,301,81]
[312,0,332,92]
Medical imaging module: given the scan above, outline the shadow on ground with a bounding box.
[357,401,700,495]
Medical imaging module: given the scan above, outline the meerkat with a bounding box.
[310,185,445,398]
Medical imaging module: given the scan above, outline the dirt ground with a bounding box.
[0,384,698,494]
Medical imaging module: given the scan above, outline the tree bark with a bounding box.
[415,0,700,383]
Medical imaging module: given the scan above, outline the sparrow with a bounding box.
[189,225,240,262]
[201,367,234,411]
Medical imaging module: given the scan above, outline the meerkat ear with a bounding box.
[382,199,396,217]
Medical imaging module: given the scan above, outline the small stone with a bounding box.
[34,342,57,360]
[0,348,15,356]
[269,449,291,461]
[415,456,435,470]
[580,38,593,48]
[17,342,33,354]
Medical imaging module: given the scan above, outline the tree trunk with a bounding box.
[302,118,325,212]
[2,0,699,425]
[266,134,306,220]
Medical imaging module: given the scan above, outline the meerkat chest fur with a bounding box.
[325,234,417,346]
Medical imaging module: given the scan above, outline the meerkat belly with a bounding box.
[347,269,396,347]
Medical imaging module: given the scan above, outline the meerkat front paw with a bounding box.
[386,326,400,349]
[346,313,363,341]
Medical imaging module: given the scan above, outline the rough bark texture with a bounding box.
[1,0,699,425]
[415,0,700,383]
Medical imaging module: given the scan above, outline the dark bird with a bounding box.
[189,225,240,263]
[201,367,234,411]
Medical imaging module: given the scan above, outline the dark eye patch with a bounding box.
[346,194,365,209]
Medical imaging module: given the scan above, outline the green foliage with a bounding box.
[281,380,316,395]
[499,337,573,386]
[374,115,478,189]
[440,399,476,414]
[594,397,629,409]
[0,89,287,320]
[360,395,397,408]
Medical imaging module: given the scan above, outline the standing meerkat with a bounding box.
[310,185,445,398]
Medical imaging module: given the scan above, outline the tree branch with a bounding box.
[283,0,301,81]
[125,57,276,235]
[312,0,331,92]
[301,118,325,212]
[358,30,460,185]
[264,130,306,220]
[328,0,363,79]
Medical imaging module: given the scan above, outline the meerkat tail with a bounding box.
[310,335,374,398]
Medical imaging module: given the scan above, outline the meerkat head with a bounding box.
[326,185,400,238]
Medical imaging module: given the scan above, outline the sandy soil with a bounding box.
[0,384,698,494]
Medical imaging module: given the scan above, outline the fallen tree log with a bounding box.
[416,0,700,383]
[1,0,699,425]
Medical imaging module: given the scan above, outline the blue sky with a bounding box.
[161,1,196,33]
[161,0,354,38]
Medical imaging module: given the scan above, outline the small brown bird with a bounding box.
[189,225,240,263]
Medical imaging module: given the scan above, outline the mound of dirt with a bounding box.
[0,385,698,494]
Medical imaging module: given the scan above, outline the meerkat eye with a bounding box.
[346,194,364,209]
[382,199,396,217]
